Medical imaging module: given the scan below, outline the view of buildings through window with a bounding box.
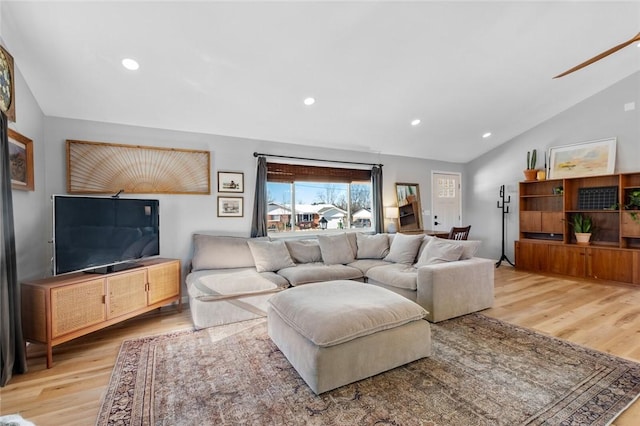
[267,181,372,232]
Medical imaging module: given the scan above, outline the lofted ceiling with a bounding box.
[1,1,639,163]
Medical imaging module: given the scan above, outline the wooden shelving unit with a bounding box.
[21,258,181,368]
[515,172,640,285]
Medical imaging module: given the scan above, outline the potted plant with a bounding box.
[624,189,640,225]
[569,213,593,245]
[523,149,538,181]
[626,189,640,210]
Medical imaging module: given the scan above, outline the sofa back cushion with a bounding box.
[414,237,464,266]
[191,234,261,271]
[247,240,296,272]
[384,233,424,264]
[452,239,482,259]
[416,235,433,260]
[356,233,390,259]
[317,233,356,265]
[284,239,323,264]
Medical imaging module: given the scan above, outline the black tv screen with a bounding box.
[53,195,160,275]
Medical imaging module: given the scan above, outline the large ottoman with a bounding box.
[267,280,431,394]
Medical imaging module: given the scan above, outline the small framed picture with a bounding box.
[218,196,243,217]
[218,171,244,193]
[8,128,34,191]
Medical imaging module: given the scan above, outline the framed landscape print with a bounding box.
[8,128,34,191]
[218,171,244,193]
[548,138,616,179]
[218,196,243,217]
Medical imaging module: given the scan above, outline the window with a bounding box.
[266,163,373,233]
[437,177,456,198]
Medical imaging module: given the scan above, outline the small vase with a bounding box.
[523,169,538,181]
[575,233,592,245]
[536,170,546,181]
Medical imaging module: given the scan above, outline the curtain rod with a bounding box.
[253,152,382,167]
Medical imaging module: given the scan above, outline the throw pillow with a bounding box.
[247,240,296,272]
[414,237,464,266]
[383,233,424,264]
[284,239,323,263]
[416,235,433,260]
[317,233,356,265]
[356,233,390,259]
[454,239,482,259]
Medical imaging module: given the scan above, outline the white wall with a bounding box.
[10,64,638,286]
[465,71,640,261]
[38,117,461,284]
[6,56,48,281]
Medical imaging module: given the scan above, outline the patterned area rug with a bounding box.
[97,314,640,425]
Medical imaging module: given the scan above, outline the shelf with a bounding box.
[519,238,563,244]
[565,210,619,213]
[517,171,640,284]
[520,194,562,198]
[568,241,619,248]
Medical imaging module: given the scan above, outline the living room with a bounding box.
[1,1,640,424]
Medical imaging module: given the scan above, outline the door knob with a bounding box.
[434,221,440,226]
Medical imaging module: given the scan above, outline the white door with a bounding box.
[431,172,462,232]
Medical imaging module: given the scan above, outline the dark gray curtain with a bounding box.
[250,156,267,237]
[0,112,27,387]
[371,165,384,234]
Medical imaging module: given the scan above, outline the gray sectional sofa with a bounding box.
[186,232,495,329]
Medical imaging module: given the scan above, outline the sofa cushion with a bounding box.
[366,263,418,290]
[186,268,287,299]
[247,240,296,272]
[447,238,481,260]
[268,280,426,347]
[284,239,323,264]
[191,234,263,271]
[348,259,392,274]
[384,233,424,264]
[277,263,362,286]
[416,235,434,260]
[317,233,355,265]
[356,233,390,259]
[415,237,464,266]
[345,232,358,258]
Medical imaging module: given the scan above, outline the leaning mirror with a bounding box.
[395,183,423,231]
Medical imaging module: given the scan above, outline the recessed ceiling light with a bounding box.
[122,58,139,71]
[411,119,421,126]
[303,97,315,106]
[482,132,492,139]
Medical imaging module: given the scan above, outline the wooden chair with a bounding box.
[448,225,471,240]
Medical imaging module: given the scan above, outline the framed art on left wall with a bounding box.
[8,128,34,191]
[0,45,16,122]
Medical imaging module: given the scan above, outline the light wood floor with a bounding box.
[1,266,639,425]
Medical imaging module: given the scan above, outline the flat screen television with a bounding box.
[53,195,160,275]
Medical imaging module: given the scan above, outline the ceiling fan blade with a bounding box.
[553,32,640,78]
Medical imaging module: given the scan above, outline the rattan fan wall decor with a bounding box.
[67,140,211,194]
